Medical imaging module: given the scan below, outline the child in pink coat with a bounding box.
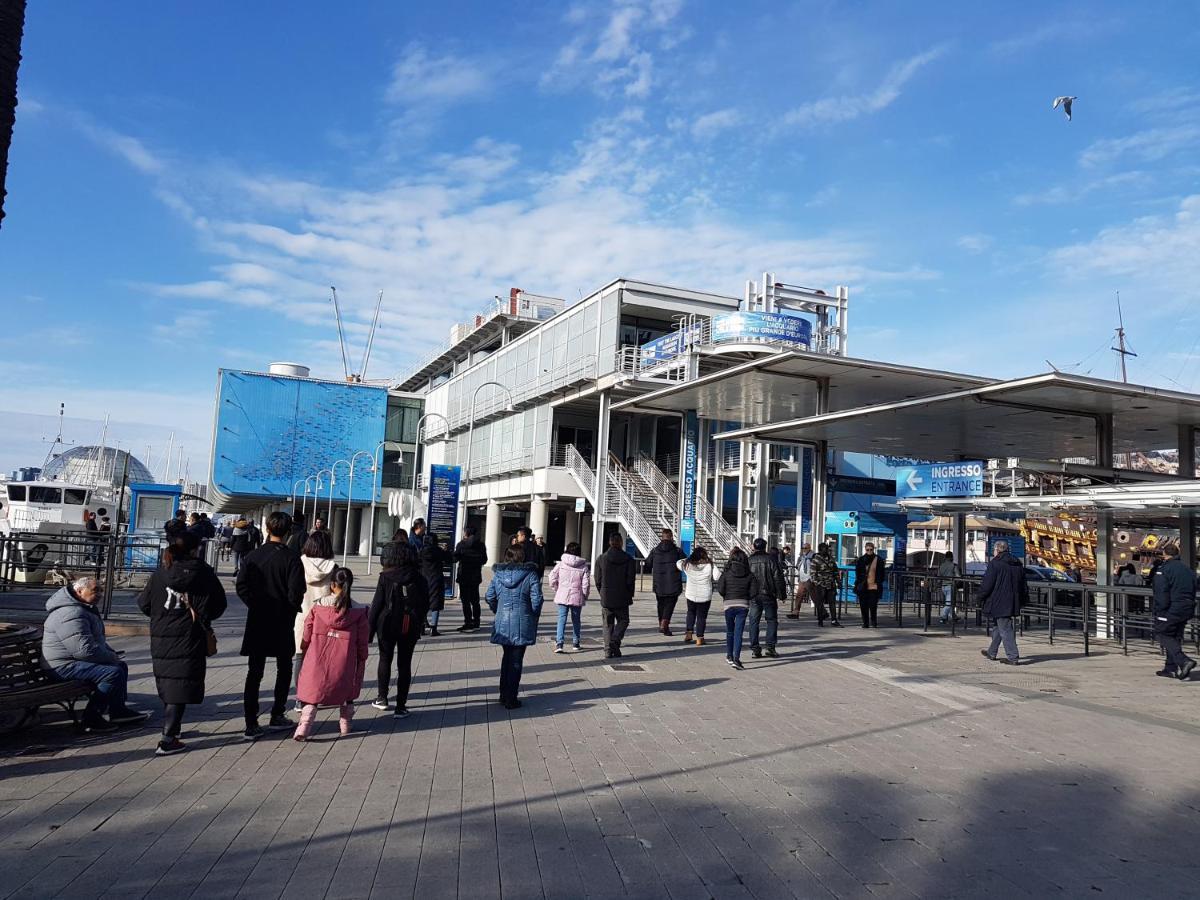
[294,568,369,740]
[549,541,590,653]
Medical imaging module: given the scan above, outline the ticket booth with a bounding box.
[127,483,181,569]
[823,510,909,600]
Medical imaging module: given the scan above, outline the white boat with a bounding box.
[0,480,116,584]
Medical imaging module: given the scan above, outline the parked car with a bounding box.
[1024,565,1074,583]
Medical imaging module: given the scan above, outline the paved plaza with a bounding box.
[2,583,1199,899]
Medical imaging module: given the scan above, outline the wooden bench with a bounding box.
[0,623,91,733]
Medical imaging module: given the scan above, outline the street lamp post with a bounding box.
[290,479,305,509]
[366,440,386,575]
[409,412,451,529]
[345,450,377,566]
[329,460,351,539]
[311,469,333,530]
[461,381,515,533]
[302,474,320,517]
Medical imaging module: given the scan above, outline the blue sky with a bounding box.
[2,1,1198,477]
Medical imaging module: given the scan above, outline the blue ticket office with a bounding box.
[823,510,909,601]
[126,483,182,569]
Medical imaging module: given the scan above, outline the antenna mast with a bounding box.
[359,290,384,380]
[330,286,351,381]
[1111,291,1137,383]
[41,402,69,469]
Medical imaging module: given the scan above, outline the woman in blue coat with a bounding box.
[486,544,544,709]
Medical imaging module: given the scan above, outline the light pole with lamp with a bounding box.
[461,381,515,535]
[366,440,386,575]
[344,450,377,566]
[328,460,351,542]
[302,473,321,518]
[311,470,332,524]
[290,479,305,510]
[408,412,452,529]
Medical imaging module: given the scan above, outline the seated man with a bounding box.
[42,576,148,732]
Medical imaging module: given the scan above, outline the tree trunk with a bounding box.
[0,0,28,230]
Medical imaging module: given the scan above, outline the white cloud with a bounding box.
[1012,171,1151,207]
[806,185,840,208]
[386,43,491,105]
[956,234,993,254]
[989,18,1121,56]
[541,0,686,99]
[73,116,165,174]
[1049,194,1200,303]
[691,108,740,140]
[1080,125,1200,169]
[779,45,947,130]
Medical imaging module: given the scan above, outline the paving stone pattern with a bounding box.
[2,579,1199,899]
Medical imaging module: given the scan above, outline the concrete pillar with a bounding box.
[812,442,828,546]
[485,500,503,569]
[1095,511,1113,639]
[530,497,549,539]
[581,515,594,562]
[564,510,580,547]
[591,390,611,564]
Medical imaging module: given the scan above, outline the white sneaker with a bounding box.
[554,644,564,654]
[370,699,389,711]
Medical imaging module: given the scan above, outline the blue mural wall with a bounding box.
[212,371,386,502]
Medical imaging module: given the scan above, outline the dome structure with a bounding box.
[41,446,156,486]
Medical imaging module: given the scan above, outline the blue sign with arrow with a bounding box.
[895,461,985,499]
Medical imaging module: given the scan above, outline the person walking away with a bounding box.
[515,526,546,579]
[486,545,545,709]
[408,518,426,552]
[1116,563,1144,614]
[236,511,305,739]
[137,531,226,756]
[420,531,452,636]
[293,530,336,708]
[716,547,758,670]
[42,576,149,732]
[978,540,1027,665]
[595,532,636,658]
[809,543,842,626]
[937,552,960,623]
[678,545,720,645]
[84,511,100,563]
[747,538,788,657]
[230,518,252,576]
[294,568,369,739]
[646,528,686,636]
[853,542,885,628]
[454,524,488,632]
[368,540,426,717]
[788,543,813,618]
[549,541,589,652]
[1151,543,1197,681]
[286,511,309,555]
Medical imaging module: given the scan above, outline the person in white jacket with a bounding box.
[677,545,722,646]
[293,529,336,707]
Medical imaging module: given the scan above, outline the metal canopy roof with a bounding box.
[611,350,992,422]
[715,372,1200,459]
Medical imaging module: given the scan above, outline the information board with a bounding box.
[680,410,699,553]
[895,461,985,499]
[710,311,812,348]
[427,464,461,599]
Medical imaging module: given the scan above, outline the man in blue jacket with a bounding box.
[1152,543,1197,681]
[977,541,1027,665]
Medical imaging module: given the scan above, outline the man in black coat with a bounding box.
[748,538,788,657]
[515,526,545,579]
[1151,543,1197,680]
[853,542,887,628]
[285,511,308,555]
[454,524,489,632]
[595,532,636,658]
[645,528,686,636]
[977,540,1028,664]
[235,510,305,739]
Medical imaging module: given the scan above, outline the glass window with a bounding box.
[7,485,26,502]
[30,487,62,503]
[135,496,173,530]
[64,489,87,505]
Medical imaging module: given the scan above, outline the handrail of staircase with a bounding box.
[633,454,679,509]
[696,494,746,554]
[563,444,596,498]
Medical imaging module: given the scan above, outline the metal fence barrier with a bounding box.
[0,529,173,618]
[886,570,1197,657]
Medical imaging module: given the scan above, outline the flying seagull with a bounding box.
[1052,96,1076,121]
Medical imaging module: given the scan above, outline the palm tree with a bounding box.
[0,0,27,230]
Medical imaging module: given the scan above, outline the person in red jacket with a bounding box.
[294,567,369,740]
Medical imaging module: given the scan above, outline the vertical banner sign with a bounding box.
[680,410,699,553]
[427,464,461,600]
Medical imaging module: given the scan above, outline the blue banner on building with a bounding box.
[710,311,812,348]
[427,464,461,599]
[680,410,699,553]
[895,461,985,499]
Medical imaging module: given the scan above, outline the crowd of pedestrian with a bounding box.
[41,511,1197,752]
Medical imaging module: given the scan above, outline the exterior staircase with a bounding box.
[630,454,746,560]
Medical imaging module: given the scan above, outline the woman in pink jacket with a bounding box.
[549,542,590,653]
[294,567,369,740]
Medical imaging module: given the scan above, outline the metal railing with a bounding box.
[885,571,1194,657]
[563,444,596,500]
[615,347,690,382]
[706,442,742,472]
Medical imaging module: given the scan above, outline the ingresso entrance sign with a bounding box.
[895,461,985,499]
